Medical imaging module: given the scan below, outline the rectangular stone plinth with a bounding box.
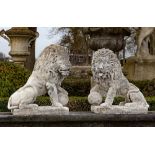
[1,112,155,126]
[91,105,148,114]
[13,106,69,116]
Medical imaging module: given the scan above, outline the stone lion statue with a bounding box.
[88,48,149,108]
[8,44,71,110]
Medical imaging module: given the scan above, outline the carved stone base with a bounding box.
[13,104,69,116]
[123,56,155,80]
[91,105,148,114]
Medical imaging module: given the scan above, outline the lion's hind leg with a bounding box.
[125,91,149,108]
[8,85,37,110]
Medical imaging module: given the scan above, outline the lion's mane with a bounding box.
[92,48,123,84]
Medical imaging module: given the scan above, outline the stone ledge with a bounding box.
[0,112,155,126]
[91,105,148,114]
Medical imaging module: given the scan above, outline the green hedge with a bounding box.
[0,98,9,112]
[0,62,31,97]
[62,78,90,96]
[131,79,155,97]
[0,96,90,112]
[0,62,90,97]
[1,96,155,112]
[1,61,155,98]
[35,96,90,111]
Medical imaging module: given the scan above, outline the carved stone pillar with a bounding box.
[123,56,155,80]
[25,27,38,70]
[150,30,155,55]
[124,29,155,81]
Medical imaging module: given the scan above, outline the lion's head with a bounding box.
[33,44,71,81]
[92,48,123,84]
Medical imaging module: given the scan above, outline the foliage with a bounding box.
[63,78,155,97]
[49,27,90,64]
[35,96,90,111]
[0,96,90,112]
[62,77,91,96]
[0,62,91,97]
[1,61,155,98]
[0,62,31,97]
[131,79,155,97]
[0,98,9,112]
[50,28,89,53]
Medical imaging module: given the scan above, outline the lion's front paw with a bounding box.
[52,102,63,107]
[46,82,54,90]
[100,102,111,107]
[119,101,126,106]
[19,104,38,109]
[58,93,69,106]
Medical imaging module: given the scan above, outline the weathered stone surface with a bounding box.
[137,27,154,57]
[1,27,38,66]
[91,105,148,114]
[123,28,155,81]
[8,44,71,112]
[124,56,155,80]
[13,106,69,116]
[88,48,149,114]
[123,27,137,57]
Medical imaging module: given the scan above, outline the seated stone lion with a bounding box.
[8,44,71,110]
[88,48,149,108]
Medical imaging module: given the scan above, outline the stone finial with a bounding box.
[2,27,38,67]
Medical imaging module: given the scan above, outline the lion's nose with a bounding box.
[98,63,103,69]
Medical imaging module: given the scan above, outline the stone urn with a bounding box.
[83,27,130,53]
[1,27,38,66]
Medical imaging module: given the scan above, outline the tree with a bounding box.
[49,27,90,65]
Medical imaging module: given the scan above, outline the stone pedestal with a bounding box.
[91,105,148,114]
[123,56,155,80]
[1,112,155,127]
[83,27,130,53]
[4,27,38,67]
[25,27,37,71]
[13,105,69,116]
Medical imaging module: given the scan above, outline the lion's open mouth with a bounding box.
[59,69,70,76]
[99,73,103,77]
[97,71,110,79]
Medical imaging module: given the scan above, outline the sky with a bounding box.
[0,27,62,58]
